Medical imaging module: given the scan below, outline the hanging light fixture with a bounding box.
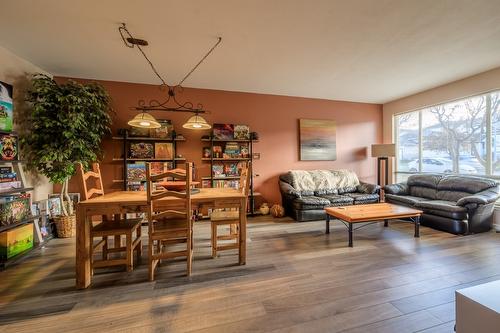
[119,23,221,130]
[182,113,211,129]
[127,112,161,129]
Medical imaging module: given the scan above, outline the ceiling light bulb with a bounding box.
[139,121,151,126]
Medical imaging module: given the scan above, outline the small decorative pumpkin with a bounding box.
[259,203,270,215]
[270,204,285,218]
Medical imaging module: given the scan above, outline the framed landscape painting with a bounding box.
[299,119,337,161]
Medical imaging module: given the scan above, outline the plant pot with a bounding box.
[54,214,76,238]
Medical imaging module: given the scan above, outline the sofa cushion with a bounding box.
[407,174,443,189]
[409,186,438,199]
[415,200,468,220]
[292,196,331,210]
[436,190,471,202]
[385,194,431,206]
[319,194,354,206]
[338,186,358,194]
[437,175,497,194]
[346,193,379,204]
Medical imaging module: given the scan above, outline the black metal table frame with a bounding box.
[325,215,420,247]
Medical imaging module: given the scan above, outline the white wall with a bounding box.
[382,66,500,182]
[0,46,52,201]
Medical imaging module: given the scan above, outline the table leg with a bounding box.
[414,216,420,238]
[326,214,330,234]
[76,205,91,289]
[348,222,353,247]
[239,197,247,265]
[384,219,388,227]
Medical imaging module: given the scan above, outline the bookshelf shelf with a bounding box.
[0,187,34,196]
[201,132,257,215]
[112,136,185,142]
[112,129,186,190]
[201,157,251,161]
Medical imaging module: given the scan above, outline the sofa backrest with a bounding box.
[279,169,360,196]
[406,173,498,202]
[407,174,442,199]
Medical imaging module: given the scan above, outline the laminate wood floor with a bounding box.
[1,216,500,332]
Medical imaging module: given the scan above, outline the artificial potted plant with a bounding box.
[21,74,112,237]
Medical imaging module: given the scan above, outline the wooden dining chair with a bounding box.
[76,163,142,273]
[210,161,250,258]
[146,162,193,281]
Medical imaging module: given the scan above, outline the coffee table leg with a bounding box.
[326,214,330,234]
[414,216,420,238]
[384,219,388,227]
[348,222,353,247]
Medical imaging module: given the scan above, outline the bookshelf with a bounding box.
[201,136,257,215]
[112,130,186,190]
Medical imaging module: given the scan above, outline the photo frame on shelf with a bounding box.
[213,124,234,140]
[0,81,14,133]
[234,125,250,140]
[129,142,154,159]
[154,142,173,159]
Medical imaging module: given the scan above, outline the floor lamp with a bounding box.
[371,144,396,187]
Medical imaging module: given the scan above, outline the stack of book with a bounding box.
[0,167,20,192]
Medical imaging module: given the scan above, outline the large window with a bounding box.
[395,91,500,181]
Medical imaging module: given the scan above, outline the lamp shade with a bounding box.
[371,144,396,157]
[182,114,211,130]
[128,112,161,129]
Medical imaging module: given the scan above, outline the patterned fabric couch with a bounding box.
[279,169,380,221]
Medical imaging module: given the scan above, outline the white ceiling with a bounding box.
[1,0,500,104]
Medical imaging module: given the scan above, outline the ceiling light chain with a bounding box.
[119,23,220,130]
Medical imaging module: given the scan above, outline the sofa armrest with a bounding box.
[279,180,301,198]
[384,182,409,195]
[456,187,500,207]
[357,181,381,194]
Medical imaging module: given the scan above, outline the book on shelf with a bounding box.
[240,143,249,158]
[0,134,18,161]
[212,179,240,189]
[234,125,250,140]
[150,161,173,175]
[212,163,224,177]
[213,124,234,140]
[0,193,31,227]
[223,142,240,158]
[0,172,16,183]
[0,181,22,191]
[129,142,154,159]
[223,163,239,177]
[150,120,174,139]
[154,142,173,159]
[127,162,146,181]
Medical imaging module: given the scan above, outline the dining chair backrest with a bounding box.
[76,163,105,201]
[146,162,193,232]
[238,161,251,196]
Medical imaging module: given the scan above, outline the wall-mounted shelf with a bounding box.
[201,158,251,161]
[0,187,34,196]
[112,158,186,162]
[201,135,257,215]
[112,136,185,142]
[113,130,186,190]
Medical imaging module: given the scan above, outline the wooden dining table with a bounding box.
[76,188,247,289]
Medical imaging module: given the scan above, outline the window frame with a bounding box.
[393,90,500,181]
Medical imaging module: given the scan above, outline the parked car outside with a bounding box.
[408,158,477,174]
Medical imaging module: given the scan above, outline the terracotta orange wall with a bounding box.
[56,77,382,204]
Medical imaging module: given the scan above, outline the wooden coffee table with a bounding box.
[324,203,423,247]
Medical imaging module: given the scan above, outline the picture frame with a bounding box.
[154,142,173,159]
[299,119,337,161]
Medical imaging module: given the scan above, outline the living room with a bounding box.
[1,1,499,332]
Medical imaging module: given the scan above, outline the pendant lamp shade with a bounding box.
[182,114,211,130]
[128,112,161,129]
